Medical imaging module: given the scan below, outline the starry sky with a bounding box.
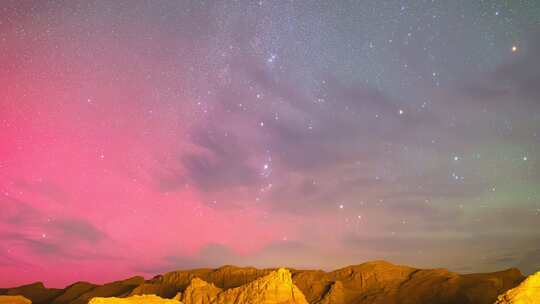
[1,0,540,288]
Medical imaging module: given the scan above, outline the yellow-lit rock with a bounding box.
[495,271,540,304]
[208,268,308,304]
[0,261,526,304]
[89,294,182,304]
[181,278,221,304]
[0,295,32,304]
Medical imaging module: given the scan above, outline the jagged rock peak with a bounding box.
[179,268,308,304]
[181,277,222,304]
[0,262,527,304]
[494,271,540,304]
[211,268,309,304]
[187,278,216,289]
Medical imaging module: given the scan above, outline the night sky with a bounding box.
[1,0,540,288]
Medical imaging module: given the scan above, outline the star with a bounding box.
[267,53,277,63]
[2,0,539,286]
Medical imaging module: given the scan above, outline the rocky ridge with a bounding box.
[494,271,540,304]
[0,261,529,304]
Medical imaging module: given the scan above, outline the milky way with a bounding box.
[1,1,540,287]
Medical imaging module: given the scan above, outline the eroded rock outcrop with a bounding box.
[70,277,144,304]
[179,268,307,304]
[0,261,527,304]
[0,282,62,304]
[293,261,525,304]
[210,268,308,304]
[494,271,540,304]
[52,282,96,304]
[181,278,221,304]
[89,294,181,304]
[0,295,32,304]
[314,280,345,304]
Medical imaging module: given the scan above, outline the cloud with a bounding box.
[135,241,320,274]
[343,233,540,274]
[180,128,261,192]
[0,231,111,261]
[516,248,540,275]
[2,232,65,256]
[148,48,448,215]
[134,243,238,274]
[0,193,110,262]
[138,232,540,278]
[49,218,107,243]
[0,195,42,225]
[14,179,69,204]
[458,31,540,105]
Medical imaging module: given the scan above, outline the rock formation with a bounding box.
[138,265,271,298]
[0,282,63,304]
[69,277,145,304]
[88,270,308,304]
[293,261,524,304]
[202,268,308,304]
[0,261,528,304]
[181,278,221,304]
[494,271,540,304]
[52,282,96,304]
[313,280,345,304]
[0,295,32,304]
[89,295,181,304]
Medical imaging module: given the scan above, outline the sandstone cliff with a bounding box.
[181,278,221,304]
[89,269,307,304]
[198,268,308,304]
[293,261,524,304]
[494,271,540,304]
[89,295,181,304]
[0,261,528,304]
[0,295,32,304]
